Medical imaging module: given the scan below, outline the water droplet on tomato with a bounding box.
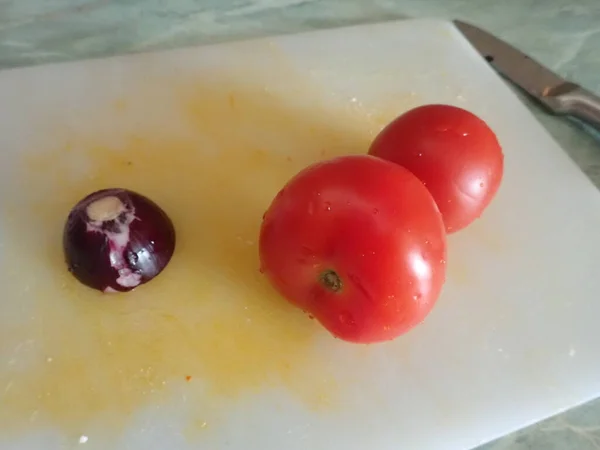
[324,201,332,211]
[412,293,422,301]
[418,153,423,157]
[462,132,469,137]
[479,182,484,188]
[373,208,379,214]
[440,258,446,265]
[338,311,356,326]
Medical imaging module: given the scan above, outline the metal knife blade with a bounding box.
[453,20,600,131]
[453,20,564,101]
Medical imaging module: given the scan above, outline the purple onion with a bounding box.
[63,188,176,293]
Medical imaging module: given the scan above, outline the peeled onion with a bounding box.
[62,188,176,293]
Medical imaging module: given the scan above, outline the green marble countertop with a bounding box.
[1,1,599,449]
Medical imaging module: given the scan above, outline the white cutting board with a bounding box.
[1,18,600,450]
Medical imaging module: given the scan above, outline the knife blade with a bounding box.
[453,20,600,131]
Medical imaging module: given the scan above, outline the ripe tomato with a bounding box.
[258,155,447,344]
[368,104,504,233]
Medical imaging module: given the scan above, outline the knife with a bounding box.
[453,20,600,131]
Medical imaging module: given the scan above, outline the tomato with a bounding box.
[258,155,447,344]
[368,104,504,233]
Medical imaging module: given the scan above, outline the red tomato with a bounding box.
[258,155,447,344]
[368,104,504,233]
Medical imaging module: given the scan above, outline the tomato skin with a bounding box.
[368,104,504,233]
[259,155,447,344]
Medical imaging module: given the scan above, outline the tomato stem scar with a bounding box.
[320,270,342,292]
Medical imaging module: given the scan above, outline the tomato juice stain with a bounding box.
[0,52,383,445]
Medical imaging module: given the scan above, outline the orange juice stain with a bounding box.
[113,98,128,113]
[0,58,381,444]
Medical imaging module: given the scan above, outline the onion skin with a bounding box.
[63,188,176,293]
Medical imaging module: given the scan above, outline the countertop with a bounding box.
[1,1,599,449]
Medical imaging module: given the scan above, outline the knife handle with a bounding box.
[549,83,600,132]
